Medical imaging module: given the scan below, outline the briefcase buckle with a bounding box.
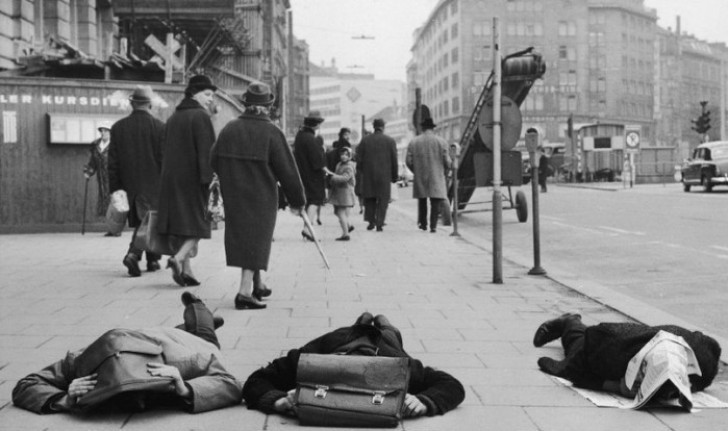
[372,392,385,405]
[314,385,328,398]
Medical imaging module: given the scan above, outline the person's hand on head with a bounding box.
[402,393,428,417]
[68,373,98,399]
[273,389,298,416]
[147,362,191,398]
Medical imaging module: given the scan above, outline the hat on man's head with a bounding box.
[304,110,325,127]
[129,85,154,103]
[241,82,275,106]
[420,117,436,130]
[185,75,218,95]
[373,118,386,129]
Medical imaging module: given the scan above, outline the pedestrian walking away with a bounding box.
[157,75,217,287]
[406,117,452,233]
[293,111,326,241]
[356,118,398,232]
[12,292,241,415]
[107,85,165,277]
[242,312,465,421]
[211,82,306,310]
[538,145,550,193]
[324,146,356,240]
[83,122,116,235]
[533,313,721,408]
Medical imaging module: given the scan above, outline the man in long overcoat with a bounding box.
[356,118,398,231]
[12,292,242,414]
[293,111,326,240]
[406,118,452,233]
[108,86,165,276]
[211,83,306,310]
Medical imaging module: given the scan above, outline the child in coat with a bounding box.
[324,147,356,240]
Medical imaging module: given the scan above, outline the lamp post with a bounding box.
[525,128,546,276]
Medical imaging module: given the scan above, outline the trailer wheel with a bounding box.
[515,191,528,223]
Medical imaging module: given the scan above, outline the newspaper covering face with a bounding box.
[623,330,702,410]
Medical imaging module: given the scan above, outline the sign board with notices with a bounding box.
[47,113,120,145]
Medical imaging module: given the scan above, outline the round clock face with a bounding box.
[626,131,640,147]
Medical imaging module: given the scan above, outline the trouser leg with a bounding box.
[560,316,587,357]
[127,225,143,258]
[364,198,376,223]
[375,198,389,227]
[182,302,220,349]
[417,198,427,228]
[430,198,443,229]
[373,314,406,356]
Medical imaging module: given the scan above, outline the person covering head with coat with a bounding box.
[157,75,217,287]
[108,85,165,276]
[406,117,452,233]
[356,118,398,231]
[293,111,326,241]
[242,312,465,420]
[211,82,306,310]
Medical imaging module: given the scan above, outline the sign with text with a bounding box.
[47,113,120,145]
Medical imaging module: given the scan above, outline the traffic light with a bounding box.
[691,111,711,135]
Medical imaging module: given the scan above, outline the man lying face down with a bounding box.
[242,312,465,421]
[12,293,242,414]
[532,313,721,408]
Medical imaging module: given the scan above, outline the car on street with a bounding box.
[681,141,728,192]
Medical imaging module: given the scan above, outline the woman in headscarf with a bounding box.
[157,75,217,287]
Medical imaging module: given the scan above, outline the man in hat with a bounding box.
[406,118,452,233]
[532,313,721,403]
[108,85,165,276]
[356,118,398,231]
[83,122,115,235]
[211,83,306,310]
[293,111,326,240]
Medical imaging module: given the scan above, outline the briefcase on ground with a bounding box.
[295,354,410,428]
[74,329,175,410]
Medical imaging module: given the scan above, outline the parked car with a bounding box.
[681,141,728,192]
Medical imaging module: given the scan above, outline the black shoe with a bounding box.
[418,224,427,231]
[301,230,314,241]
[355,312,374,325]
[182,273,200,286]
[537,357,565,376]
[366,223,375,231]
[147,261,161,272]
[123,254,141,277]
[181,291,203,306]
[167,257,185,287]
[317,219,322,225]
[533,313,581,347]
[376,226,383,232]
[213,316,225,329]
[348,225,355,233]
[234,294,267,310]
[335,235,350,241]
[105,232,121,237]
[252,282,272,301]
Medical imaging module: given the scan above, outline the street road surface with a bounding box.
[402,182,728,339]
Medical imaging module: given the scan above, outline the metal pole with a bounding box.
[492,17,503,284]
[450,144,460,237]
[81,177,89,235]
[722,59,726,141]
[528,151,546,275]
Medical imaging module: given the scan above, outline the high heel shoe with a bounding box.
[182,273,201,286]
[252,282,272,301]
[301,230,314,241]
[234,294,267,310]
[167,257,185,287]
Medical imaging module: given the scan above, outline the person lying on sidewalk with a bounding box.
[242,312,465,419]
[533,313,721,403]
[12,293,242,415]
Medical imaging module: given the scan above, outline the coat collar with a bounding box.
[176,97,204,111]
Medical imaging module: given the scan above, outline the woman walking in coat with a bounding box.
[324,147,356,241]
[211,83,306,310]
[293,111,326,241]
[83,123,114,234]
[157,75,217,287]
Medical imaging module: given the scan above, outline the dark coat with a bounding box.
[326,138,352,172]
[571,323,721,391]
[293,127,326,205]
[405,131,451,199]
[356,130,398,199]
[157,97,215,239]
[108,110,164,227]
[211,113,306,269]
[242,324,465,417]
[12,327,242,414]
[84,138,111,217]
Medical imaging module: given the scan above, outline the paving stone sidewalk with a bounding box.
[0,200,725,430]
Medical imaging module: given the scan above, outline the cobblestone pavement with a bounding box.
[0,198,725,430]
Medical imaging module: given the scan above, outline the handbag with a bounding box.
[295,354,410,428]
[133,210,176,256]
[74,329,175,410]
[105,190,129,235]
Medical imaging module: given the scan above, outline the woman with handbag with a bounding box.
[157,75,217,286]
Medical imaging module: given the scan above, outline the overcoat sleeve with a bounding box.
[12,354,75,414]
[107,128,121,192]
[330,163,354,185]
[242,349,301,413]
[84,142,98,177]
[441,140,452,171]
[408,359,465,416]
[390,138,399,182]
[270,130,306,208]
[405,141,415,172]
[193,111,215,185]
[185,353,243,413]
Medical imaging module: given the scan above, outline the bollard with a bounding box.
[525,129,546,276]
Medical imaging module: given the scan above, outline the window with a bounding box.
[452,96,460,113]
[451,0,458,14]
[452,72,459,87]
[559,46,568,59]
[451,47,459,63]
[451,23,458,39]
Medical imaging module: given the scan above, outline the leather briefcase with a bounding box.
[295,353,410,428]
[73,329,175,410]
